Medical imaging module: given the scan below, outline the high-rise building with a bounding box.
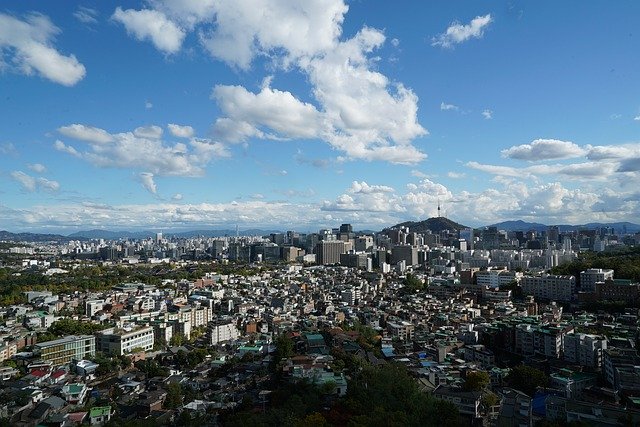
[315,241,345,265]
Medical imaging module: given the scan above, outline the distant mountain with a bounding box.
[486,220,640,233]
[68,228,283,240]
[0,230,82,243]
[168,229,281,238]
[68,229,154,240]
[487,220,549,232]
[383,217,468,234]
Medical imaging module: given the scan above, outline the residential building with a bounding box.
[580,268,614,292]
[563,333,607,368]
[521,274,575,302]
[209,320,239,345]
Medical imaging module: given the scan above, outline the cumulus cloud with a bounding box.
[58,124,114,144]
[196,0,348,69]
[112,7,185,54]
[133,125,163,139]
[0,13,86,86]
[113,1,427,164]
[11,171,59,192]
[634,116,640,121]
[139,172,157,194]
[168,124,194,138]
[55,123,230,177]
[27,163,46,173]
[501,139,587,161]
[432,14,493,49]
[482,109,493,119]
[2,175,638,230]
[212,82,323,142]
[172,193,183,201]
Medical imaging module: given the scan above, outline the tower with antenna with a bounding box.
[437,198,441,218]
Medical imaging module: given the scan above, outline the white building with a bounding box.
[97,326,154,355]
[521,274,575,302]
[209,321,239,345]
[580,268,614,293]
[564,333,607,368]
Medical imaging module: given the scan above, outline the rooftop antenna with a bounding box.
[236,224,239,238]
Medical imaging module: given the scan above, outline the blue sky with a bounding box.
[1,1,640,233]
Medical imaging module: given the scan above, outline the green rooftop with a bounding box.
[90,406,111,418]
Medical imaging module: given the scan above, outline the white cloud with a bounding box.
[74,6,98,24]
[133,125,163,139]
[482,109,493,119]
[212,83,323,142]
[53,140,81,157]
[587,143,640,160]
[501,139,587,161]
[172,193,183,201]
[634,115,640,121]
[27,163,46,173]
[168,124,195,138]
[113,1,427,165]
[0,13,86,86]
[432,14,493,49]
[37,177,60,191]
[58,124,114,144]
[348,181,394,194]
[139,172,157,194]
[145,101,153,109]
[11,171,59,192]
[440,102,459,111]
[467,160,618,181]
[196,0,348,69]
[56,123,230,177]
[0,143,17,155]
[447,171,466,179]
[3,175,639,230]
[11,171,36,192]
[112,7,185,54]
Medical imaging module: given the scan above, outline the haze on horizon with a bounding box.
[1,1,640,233]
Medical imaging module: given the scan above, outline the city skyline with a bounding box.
[2,1,640,232]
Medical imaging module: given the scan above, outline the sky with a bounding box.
[1,1,640,233]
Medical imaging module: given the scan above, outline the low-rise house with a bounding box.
[61,383,89,405]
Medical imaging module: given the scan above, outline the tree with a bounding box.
[402,274,424,293]
[164,382,183,409]
[506,365,549,396]
[274,334,294,364]
[170,333,185,347]
[463,371,490,392]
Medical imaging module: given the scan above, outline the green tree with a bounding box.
[506,365,549,396]
[463,371,490,391]
[274,334,294,364]
[164,382,183,409]
[402,274,424,293]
